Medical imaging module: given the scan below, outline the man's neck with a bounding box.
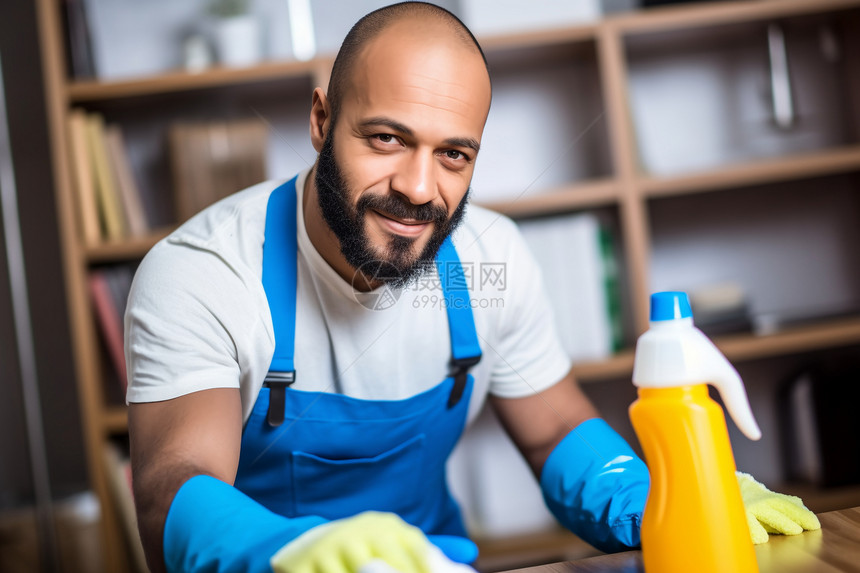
[302,167,377,292]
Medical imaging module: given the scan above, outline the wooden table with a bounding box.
[510,506,860,573]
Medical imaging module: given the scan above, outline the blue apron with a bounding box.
[233,177,482,537]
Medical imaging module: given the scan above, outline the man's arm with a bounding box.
[489,367,598,477]
[129,388,243,573]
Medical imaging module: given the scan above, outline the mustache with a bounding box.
[356,193,449,225]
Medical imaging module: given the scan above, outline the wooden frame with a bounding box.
[34,0,860,569]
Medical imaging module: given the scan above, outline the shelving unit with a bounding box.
[34,0,860,570]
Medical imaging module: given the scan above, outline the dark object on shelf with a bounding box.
[693,306,753,337]
[777,358,860,488]
[690,284,753,337]
[169,119,268,224]
[62,0,95,79]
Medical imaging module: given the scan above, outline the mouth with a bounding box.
[371,209,432,238]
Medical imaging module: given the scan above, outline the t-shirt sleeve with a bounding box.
[485,219,572,399]
[124,240,267,404]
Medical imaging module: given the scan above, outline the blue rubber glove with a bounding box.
[164,475,328,573]
[540,418,649,553]
[164,475,478,572]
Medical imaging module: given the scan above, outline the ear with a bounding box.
[309,87,332,152]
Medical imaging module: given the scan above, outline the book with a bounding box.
[599,225,624,352]
[88,269,128,391]
[518,213,614,362]
[66,108,102,245]
[103,442,148,573]
[103,264,135,324]
[105,125,149,237]
[169,119,268,223]
[85,112,127,240]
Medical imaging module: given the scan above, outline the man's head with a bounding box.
[307,2,492,290]
[325,2,489,126]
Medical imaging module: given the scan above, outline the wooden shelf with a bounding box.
[478,179,620,218]
[36,0,860,570]
[611,0,860,35]
[85,227,173,263]
[89,317,860,431]
[574,316,860,384]
[573,350,636,383]
[715,315,860,363]
[638,146,860,199]
[66,0,860,104]
[479,23,598,53]
[65,25,600,104]
[68,58,323,102]
[102,406,128,434]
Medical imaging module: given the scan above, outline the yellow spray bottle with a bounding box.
[629,291,762,573]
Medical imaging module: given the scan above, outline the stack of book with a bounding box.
[517,212,623,363]
[66,109,150,245]
[87,264,136,395]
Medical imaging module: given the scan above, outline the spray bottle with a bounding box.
[629,291,761,573]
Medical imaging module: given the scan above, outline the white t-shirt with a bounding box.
[125,169,571,424]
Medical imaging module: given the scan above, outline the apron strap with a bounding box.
[262,178,299,426]
[262,179,482,419]
[436,237,482,408]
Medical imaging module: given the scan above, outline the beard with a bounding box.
[314,131,469,289]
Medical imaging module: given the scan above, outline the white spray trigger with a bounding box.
[690,328,762,441]
[632,293,762,442]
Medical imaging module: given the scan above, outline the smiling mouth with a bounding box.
[372,210,432,237]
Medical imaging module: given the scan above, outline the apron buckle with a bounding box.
[263,371,296,427]
[448,356,481,409]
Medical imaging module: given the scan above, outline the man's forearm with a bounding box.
[128,388,245,571]
[133,457,211,573]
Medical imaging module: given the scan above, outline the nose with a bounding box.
[391,149,437,205]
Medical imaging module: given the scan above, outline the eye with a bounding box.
[440,149,471,167]
[372,133,400,145]
[367,133,404,152]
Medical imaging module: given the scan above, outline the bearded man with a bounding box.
[126,4,648,573]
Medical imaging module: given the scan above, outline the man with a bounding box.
[126,4,648,573]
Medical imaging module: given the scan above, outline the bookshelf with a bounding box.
[35,0,860,570]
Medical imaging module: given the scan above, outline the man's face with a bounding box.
[315,130,469,287]
[312,20,492,288]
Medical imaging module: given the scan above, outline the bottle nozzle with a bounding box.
[634,292,762,441]
[693,330,762,441]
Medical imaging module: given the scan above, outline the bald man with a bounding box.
[125,4,649,573]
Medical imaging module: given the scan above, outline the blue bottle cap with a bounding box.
[650,291,692,321]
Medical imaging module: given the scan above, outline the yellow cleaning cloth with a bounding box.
[271,511,431,573]
[736,471,821,544]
